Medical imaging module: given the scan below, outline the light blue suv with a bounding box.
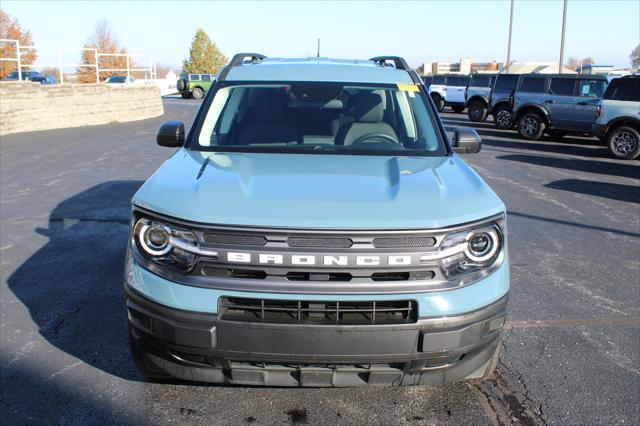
[126,54,509,386]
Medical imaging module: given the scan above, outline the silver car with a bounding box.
[592,75,640,160]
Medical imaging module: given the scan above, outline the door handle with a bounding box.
[577,101,588,105]
[544,100,555,104]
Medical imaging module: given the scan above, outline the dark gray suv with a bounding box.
[513,74,608,141]
[489,74,521,130]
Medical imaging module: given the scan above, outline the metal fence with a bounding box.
[0,38,156,83]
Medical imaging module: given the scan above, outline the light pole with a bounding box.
[506,0,514,73]
[559,0,568,73]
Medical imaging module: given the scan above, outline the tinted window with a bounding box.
[421,76,433,86]
[603,78,639,101]
[432,75,445,85]
[549,78,575,96]
[191,74,201,81]
[576,79,607,98]
[201,75,211,82]
[448,76,469,86]
[493,74,519,90]
[459,76,471,86]
[471,75,490,87]
[520,77,546,93]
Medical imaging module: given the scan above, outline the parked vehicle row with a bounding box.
[422,72,639,160]
[2,71,57,85]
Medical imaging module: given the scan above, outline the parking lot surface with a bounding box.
[1,98,638,425]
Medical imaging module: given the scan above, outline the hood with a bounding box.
[133,149,505,229]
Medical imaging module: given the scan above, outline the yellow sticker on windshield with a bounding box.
[397,83,419,92]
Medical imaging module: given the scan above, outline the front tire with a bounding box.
[451,105,465,114]
[493,106,514,129]
[468,100,488,122]
[607,126,640,160]
[517,112,546,140]
[431,94,445,112]
[191,87,204,100]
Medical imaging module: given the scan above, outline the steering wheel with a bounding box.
[350,133,399,145]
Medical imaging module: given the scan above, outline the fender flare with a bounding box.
[514,103,550,123]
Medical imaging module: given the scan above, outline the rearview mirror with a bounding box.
[157,121,185,147]
[451,128,481,154]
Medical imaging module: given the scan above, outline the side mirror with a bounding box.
[452,128,481,154]
[157,121,185,147]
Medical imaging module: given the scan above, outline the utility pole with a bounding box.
[317,39,320,58]
[559,0,568,73]
[506,0,514,73]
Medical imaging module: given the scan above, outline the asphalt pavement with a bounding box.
[1,99,638,425]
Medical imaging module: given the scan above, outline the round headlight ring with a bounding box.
[464,228,500,263]
[138,222,172,256]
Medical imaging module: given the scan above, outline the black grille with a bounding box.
[372,236,436,248]
[202,233,267,246]
[219,298,417,325]
[287,237,353,248]
[371,271,435,282]
[203,267,267,279]
[286,272,352,282]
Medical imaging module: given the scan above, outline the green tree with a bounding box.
[631,44,640,70]
[182,29,227,74]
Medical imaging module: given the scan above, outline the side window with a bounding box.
[577,79,607,98]
[520,77,546,93]
[191,74,201,81]
[432,75,445,85]
[447,76,459,86]
[201,75,211,82]
[548,78,575,96]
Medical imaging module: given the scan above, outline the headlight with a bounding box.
[439,224,503,279]
[133,217,199,272]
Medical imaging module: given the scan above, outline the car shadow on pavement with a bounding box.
[6,181,145,384]
[545,179,640,204]
[496,153,640,180]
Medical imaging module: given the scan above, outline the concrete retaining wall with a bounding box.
[0,82,164,136]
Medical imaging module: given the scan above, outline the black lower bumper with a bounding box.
[126,287,507,386]
[592,123,607,140]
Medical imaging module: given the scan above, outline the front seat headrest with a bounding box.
[255,91,286,123]
[354,92,384,123]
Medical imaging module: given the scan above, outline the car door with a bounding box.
[546,77,577,128]
[573,78,608,131]
[447,76,467,104]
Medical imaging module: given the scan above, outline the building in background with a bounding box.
[507,62,577,74]
[417,58,502,75]
[578,64,614,75]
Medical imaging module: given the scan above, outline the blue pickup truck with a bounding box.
[126,54,509,386]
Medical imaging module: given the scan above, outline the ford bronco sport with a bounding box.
[126,54,509,386]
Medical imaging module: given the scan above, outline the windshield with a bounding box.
[194,82,445,156]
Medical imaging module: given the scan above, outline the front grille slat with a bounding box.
[202,233,267,246]
[287,237,353,248]
[373,236,437,248]
[219,297,417,325]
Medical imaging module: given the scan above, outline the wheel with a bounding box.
[517,112,546,140]
[176,79,188,91]
[451,105,465,114]
[431,94,445,112]
[467,100,488,122]
[129,325,172,382]
[180,92,191,99]
[607,126,640,160]
[191,87,204,100]
[546,129,565,140]
[493,106,514,129]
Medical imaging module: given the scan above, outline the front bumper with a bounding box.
[127,286,507,386]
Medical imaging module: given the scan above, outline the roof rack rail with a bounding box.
[218,52,267,81]
[370,56,410,71]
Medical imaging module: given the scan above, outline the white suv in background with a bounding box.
[429,74,471,113]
